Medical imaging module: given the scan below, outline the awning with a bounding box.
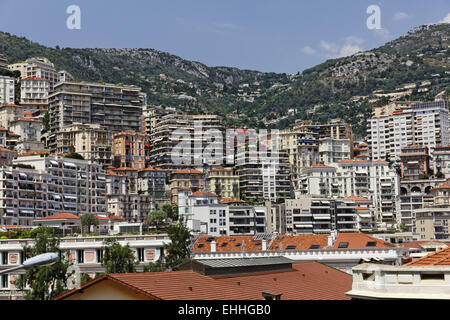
[97,174,106,181]
[4,171,12,175]
[63,162,76,169]
[20,210,34,214]
[64,195,77,200]
[50,160,58,166]
[6,209,15,213]
[53,195,61,200]
[80,173,87,178]
[19,173,27,179]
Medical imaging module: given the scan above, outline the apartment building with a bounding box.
[0,234,169,300]
[0,155,107,226]
[0,128,7,148]
[9,118,42,143]
[236,149,292,204]
[434,145,450,179]
[20,77,50,112]
[415,183,450,240]
[106,167,169,222]
[149,112,225,170]
[399,178,445,233]
[48,81,146,151]
[0,147,17,167]
[367,101,450,162]
[113,131,150,169]
[8,57,65,90]
[170,169,204,204]
[207,168,239,199]
[318,138,352,164]
[279,121,353,188]
[285,197,358,235]
[399,145,430,180]
[137,167,167,198]
[54,123,113,167]
[178,190,266,236]
[299,159,399,230]
[0,76,15,105]
[142,105,177,136]
[0,105,24,129]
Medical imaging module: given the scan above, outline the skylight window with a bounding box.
[286,245,297,250]
[366,241,377,247]
[221,242,228,247]
[197,243,204,248]
[309,244,320,249]
[338,242,349,248]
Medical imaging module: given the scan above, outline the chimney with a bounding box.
[262,239,267,251]
[327,235,334,247]
[210,241,217,253]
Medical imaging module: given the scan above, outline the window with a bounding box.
[286,245,297,250]
[1,274,8,288]
[197,243,204,248]
[366,241,377,247]
[221,242,228,247]
[2,252,8,265]
[309,244,320,249]
[137,248,145,262]
[338,242,349,248]
[96,249,103,263]
[77,250,84,264]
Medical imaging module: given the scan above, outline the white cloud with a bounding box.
[320,40,339,53]
[439,13,450,24]
[302,46,316,55]
[319,37,363,59]
[394,12,410,21]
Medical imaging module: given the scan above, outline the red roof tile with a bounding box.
[37,212,79,220]
[55,261,352,300]
[191,191,217,197]
[404,247,450,266]
[328,233,393,249]
[172,169,202,174]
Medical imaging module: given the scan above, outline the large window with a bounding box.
[77,250,84,264]
[137,248,145,262]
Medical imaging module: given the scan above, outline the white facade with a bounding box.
[299,160,400,229]
[0,76,14,105]
[368,101,450,162]
[0,155,107,226]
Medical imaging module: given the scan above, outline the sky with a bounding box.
[0,0,449,74]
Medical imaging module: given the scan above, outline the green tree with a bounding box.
[80,273,92,285]
[42,111,50,133]
[164,220,191,269]
[101,237,138,273]
[146,209,167,229]
[143,257,166,273]
[14,227,74,300]
[81,214,99,234]
[162,204,178,221]
[64,152,84,160]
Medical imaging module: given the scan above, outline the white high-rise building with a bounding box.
[0,76,15,105]
[367,101,450,162]
[298,159,399,230]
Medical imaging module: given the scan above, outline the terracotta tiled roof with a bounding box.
[0,127,7,131]
[193,234,330,253]
[0,225,26,229]
[327,233,393,249]
[191,191,217,197]
[38,212,79,220]
[404,247,450,266]
[210,168,233,172]
[432,183,450,190]
[346,196,370,202]
[220,198,247,204]
[172,169,202,174]
[54,261,352,300]
[304,164,336,170]
[139,167,166,172]
[22,77,49,82]
[114,167,138,171]
[0,147,16,153]
[18,151,47,157]
[339,159,369,163]
[399,240,448,249]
